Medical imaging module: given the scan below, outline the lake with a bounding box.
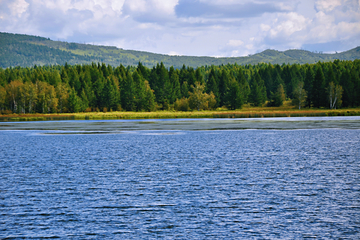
[1,117,360,239]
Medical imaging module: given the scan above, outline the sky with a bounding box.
[1,0,360,57]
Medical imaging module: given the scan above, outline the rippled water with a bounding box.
[1,117,360,239]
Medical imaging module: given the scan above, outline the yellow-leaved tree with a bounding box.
[188,82,216,111]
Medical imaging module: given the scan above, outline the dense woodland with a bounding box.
[0,59,359,114]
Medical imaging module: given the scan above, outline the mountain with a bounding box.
[1,32,360,69]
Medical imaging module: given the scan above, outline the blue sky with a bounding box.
[1,0,359,57]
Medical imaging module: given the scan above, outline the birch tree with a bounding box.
[56,83,69,113]
[6,80,23,113]
[0,86,6,111]
[20,82,37,113]
[292,81,307,110]
[328,82,343,109]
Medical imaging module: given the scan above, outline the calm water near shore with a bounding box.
[1,117,360,238]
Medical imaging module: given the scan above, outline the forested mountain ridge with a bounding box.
[1,32,360,69]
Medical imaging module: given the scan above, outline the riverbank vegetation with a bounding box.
[1,105,360,122]
[0,59,359,119]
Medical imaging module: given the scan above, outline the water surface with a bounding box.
[1,117,360,238]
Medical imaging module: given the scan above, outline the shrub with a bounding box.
[174,98,190,111]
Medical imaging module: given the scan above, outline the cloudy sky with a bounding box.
[1,0,359,57]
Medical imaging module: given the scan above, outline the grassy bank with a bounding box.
[1,106,360,122]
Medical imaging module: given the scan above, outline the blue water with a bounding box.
[1,118,360,238]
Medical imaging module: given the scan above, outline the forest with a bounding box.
[0,59,359,114]
[2,32,360,69]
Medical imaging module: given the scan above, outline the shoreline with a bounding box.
[1,108,360,122]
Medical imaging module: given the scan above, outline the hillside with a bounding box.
[1,32,359,69]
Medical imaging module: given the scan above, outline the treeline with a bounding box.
[0,60,359,114]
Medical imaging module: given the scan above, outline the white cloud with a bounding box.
[306,1,360,44]
[0,0,359,57]
[122,0,178,22]
[8,0,29,17]
[268,12,309,38]
[315,0,342,12]
[168,51,181,56]
[228,40,244,47]
[260,24,271,31]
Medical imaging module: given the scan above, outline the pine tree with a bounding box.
[218,70,229,106]
[339,68,352,107]
[270,84,286,107]
[225,79,242,109]
[195,68,204,84]
[143,80,156,111]
[237,68,250,104]
[312,65,326,108]
[121,71,135,111]
[133,71,146,111]
[281,64,292,97]
[304,66,314,108]
[169,67,181,103]
[206,68,219,106]
[259,65,273,99]
[154,62,171,108]
[288,64,303,99]
[186,67,196,87]
[68,87,80,113]
[181,81,189,98]
[350,66,360,106]
[137,62,149,80]
[250,71,267,106]
[93,77,104,110]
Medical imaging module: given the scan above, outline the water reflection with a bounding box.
[0,116,360,133]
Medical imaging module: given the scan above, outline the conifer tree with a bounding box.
[49,71,61,87]
[206,68,219,105]
[250,71,267,106]
[270,84,286,107]
[259,65,273,99]
[339,68,351,107]
[225,79,242,109]
[143,80,156,112]
[68,87,80,113]
[93,77,104,109]
[153,62,171,108]
[218,70,229,106]
[181,81,189,98]
[133,71,146,111]
[195,68,204,84]
[186,67,196,87]
[312,65,326,108]
[121,71,135,111]
[281,64,292,97]
[237,68,250,104]
[169,67,181,103]
[350,66,360,106]
[137,62,149,80]
[304,66,314,108]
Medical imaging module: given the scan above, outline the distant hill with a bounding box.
[1,32,360,69]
